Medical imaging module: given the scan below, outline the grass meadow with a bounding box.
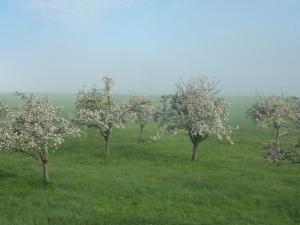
[0,94,299,225]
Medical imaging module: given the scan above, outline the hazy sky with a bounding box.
[0,0,299,95]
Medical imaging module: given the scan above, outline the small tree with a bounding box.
[76,76,126,154]
[291,96,300,125]
[0,102,8,119]
[246,93,293,151]
[290,97,300,148]
[127,95,155,142]
[0,93,80,184]
[154,76,236,161]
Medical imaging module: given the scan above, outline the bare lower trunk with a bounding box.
[138,125,144,142]
[105,138,110,154]
[276,127,280,150]
[42,161,49,184]
[192,143,199,161]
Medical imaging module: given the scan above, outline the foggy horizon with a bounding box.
[0,0,299,96]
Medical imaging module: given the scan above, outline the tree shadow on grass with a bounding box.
[110,143,184,163]
[0,169,18,179]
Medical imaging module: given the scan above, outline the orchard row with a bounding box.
[0,76,299,184]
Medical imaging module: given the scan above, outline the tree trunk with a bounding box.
[192,143,199,161]
[105,138,110,154]
[42,161,49,184]
[138,125,144,142]
[276,126,280,150]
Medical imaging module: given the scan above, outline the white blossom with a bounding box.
[289,96,300,150]
[126,95,156,142]
[0,92,81,184]
[247,93,293,129]
[291,96,300,125]
[76,75,127,154]
[247,93,294,162]
[155,76,237,161]
[0,102,9,119]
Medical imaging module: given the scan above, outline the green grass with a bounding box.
[0,95,300,225]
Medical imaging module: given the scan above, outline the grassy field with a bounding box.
[0,95,299,225]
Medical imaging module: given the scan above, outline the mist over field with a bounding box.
[0,0,300,96]
[1,1,300,225]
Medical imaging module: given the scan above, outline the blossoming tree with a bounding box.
[287,96,300,151]
[0,102,8,119]
[76,76,127,154]
[291,97,300,126]
[0,93,80,184]
[246,93,293,151]
[155,76,236,161]
[126,95,155,142]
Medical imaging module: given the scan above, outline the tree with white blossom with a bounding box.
[0,92,80,184]
[76,75,127,154]
[154,76,236,161]
[126,95,155,142]
[287,96,300,151]
[247,93,293,150]
[291,96,300,127]
[0,102,8,119]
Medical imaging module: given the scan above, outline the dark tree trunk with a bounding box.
[188,131,208,162]
[276,126,280,150]
[138,125,144,143]
[42,160,49,184]
[105,138,110,154]
[192,143,199,161]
